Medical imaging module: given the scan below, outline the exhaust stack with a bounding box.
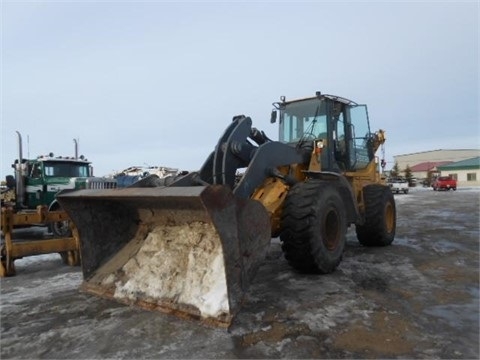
[14,131,25,207]
[73,138,79,159]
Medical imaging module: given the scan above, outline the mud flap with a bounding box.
[57,185,271,327]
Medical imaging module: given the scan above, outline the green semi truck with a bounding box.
[1,131,116,237]
[0,131,117,276]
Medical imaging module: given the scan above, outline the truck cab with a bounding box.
[3,152,116,237]
[10,154,117,211]
[22,155,93,209]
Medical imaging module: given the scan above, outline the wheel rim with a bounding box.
[53,220,70,237]
[324,209,340,251]
[384,202,395,233]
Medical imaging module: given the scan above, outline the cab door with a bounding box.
[346,105,372,170]
[25,162,47,207]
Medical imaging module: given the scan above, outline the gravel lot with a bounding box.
[1,187,479,359]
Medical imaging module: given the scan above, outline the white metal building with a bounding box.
[393,149,479,173]
[392,149,480,186]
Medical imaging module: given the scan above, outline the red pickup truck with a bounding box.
[432,176,457,191]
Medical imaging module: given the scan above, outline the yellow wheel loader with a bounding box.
[57,92,396,327]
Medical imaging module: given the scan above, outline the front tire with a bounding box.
[356,185,396,246]
[280,180,347,274]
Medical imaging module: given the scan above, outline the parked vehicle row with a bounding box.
[387,175,459,193]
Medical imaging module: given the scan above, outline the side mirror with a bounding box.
[270,110,277,123]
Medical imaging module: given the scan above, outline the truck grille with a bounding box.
[87,178,117,189]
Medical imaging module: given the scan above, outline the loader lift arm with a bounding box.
[174,115,310,198]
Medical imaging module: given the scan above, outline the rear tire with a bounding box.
[280,180,347,274]
[356,185,396,246]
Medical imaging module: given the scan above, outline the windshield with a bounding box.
[44,161,90,177]
[279,98,327,143]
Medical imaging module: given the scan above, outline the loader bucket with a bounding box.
[56,185,271,327]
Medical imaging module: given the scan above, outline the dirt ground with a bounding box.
[1,187,479,359]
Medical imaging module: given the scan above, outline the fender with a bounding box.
[48,199,60,212]
[304,171,360,225]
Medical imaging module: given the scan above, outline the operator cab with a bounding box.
[271,92,374,172]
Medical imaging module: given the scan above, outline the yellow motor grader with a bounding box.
[57,92,396,327]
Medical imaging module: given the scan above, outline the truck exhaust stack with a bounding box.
[57,185,271,327]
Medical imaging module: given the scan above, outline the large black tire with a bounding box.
[280,180,347,274]
[356,184,396,246]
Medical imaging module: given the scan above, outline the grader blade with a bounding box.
[57,185,271,327]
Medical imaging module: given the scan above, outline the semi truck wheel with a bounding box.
[356,184,396,246]
[280,179,347,274]
[51,221,71,237]
[48,203,72,238]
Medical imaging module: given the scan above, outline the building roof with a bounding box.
[437,157,480,170]
[395,149,479,157]
[410,161,452,172]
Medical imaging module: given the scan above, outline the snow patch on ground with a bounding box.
[11,253,61,267]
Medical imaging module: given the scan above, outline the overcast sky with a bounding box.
[1,0,478,178]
